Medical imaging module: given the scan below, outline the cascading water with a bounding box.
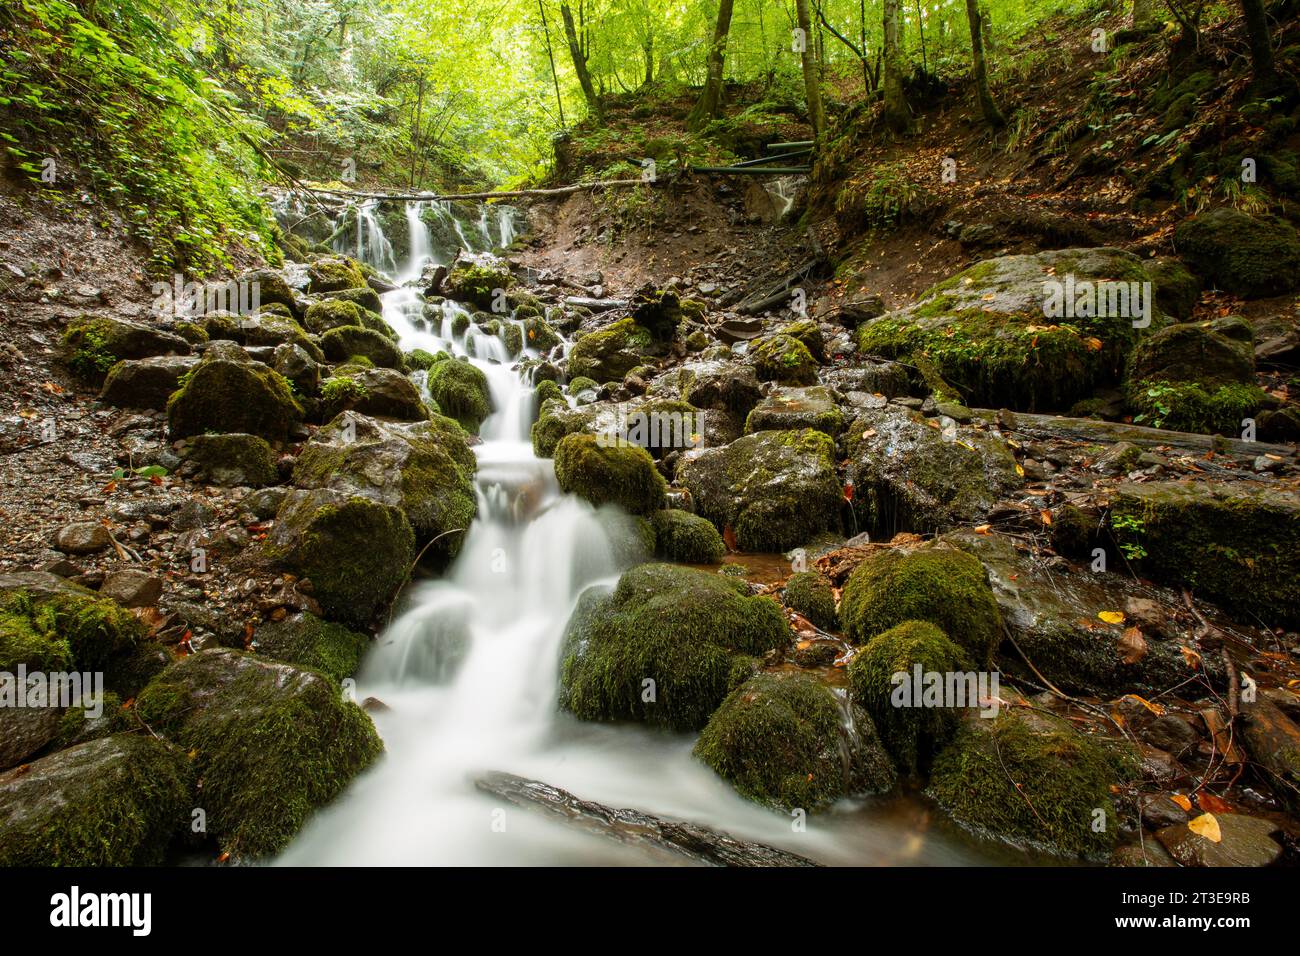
[279,200,1002,866]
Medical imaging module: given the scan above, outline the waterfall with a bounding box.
[337,199,398,274]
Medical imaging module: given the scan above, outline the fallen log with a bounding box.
[563,296,630,311]
[292,178,651,204]
[734,255,828,315]
[969,409,1296,460]
[474,771,820,867]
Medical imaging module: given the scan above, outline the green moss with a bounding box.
[61,320,119,382]
[252,613,369,683]
[651,509,725,564]
[1175,207,1300,299]
[567,376,599,396]
[847,621,971,776]
[303,298,366,335]
[175,321,209,345]
[0,734,194,866]
[534,379,564,406]
[1127,380,1264,435]
[749,333,819,385]
[0,589,146,677]
[166,352,303,442]
[839,546,1001,662]
[524,315,562,351]
[445,259,513,308]
[929,712,1137,860]
[405,348,439,371]
[307,257,367,294]
[694,673,894,811]
[319,326,404,369]
[135,650,382,858]
[425,359,492,433]
[559,563,791,731]
[185,433,279,486]
[53,691,129,749]
[324,285,384,316]
[783,570,838,630]
[320,374,368,409]
[777,320,825,362]
[567,318,655,382]
[553,433,667,516]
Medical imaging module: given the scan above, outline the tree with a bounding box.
[687,0,736,131]
[882,0,910,132]
[795,0,826,141]
[539,0,567,127]
[965,0,1005,128]
[1132,0,1157,25]
[1239,0,1277,94]
[560,2,601,118]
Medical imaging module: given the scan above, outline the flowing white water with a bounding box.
[278,201,1003,866]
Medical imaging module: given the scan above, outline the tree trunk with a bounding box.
[795,0,826,141]
[560,2,601,118]
[965,0,1005,127]
[882,0,910,132]
[687,0,736,131]
[1239,0,1277,93]
[539,1,567,127]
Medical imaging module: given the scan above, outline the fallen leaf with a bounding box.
[1180,645,1203,668]
[1098,610,1126,625]
[1117,626,1148,664]
[1187,812,1222,843]
[1197,792,1233,814]
[973,524,991,535]
[1170,793,1193,812]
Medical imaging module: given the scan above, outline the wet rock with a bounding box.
[319,325,404,370]
[443,251,512,310]
[0,734,193,865]
[745,385,845,436]
[0,705,63,772]
[554,433,666,516]
[166,341,304,442]
[1140,794,1189,830]
[181,433,279,487]
[1110,480,1300,629]
[241,268,301,318]
[1155,813,1282,866]
[307,256,367,294]
[98,568,163,608]
[568,318,657,383]
[843,406,1021,536]
[61,315,191,384]
[748,333,819,385]
[677,428,841,552]
[170,499,214,531]
[1174,207,1300,298]
[1145,257,1201,321]
[135,649,382,858]
[251,612,369,683]
[273,343,321,398]
[99,355,198,409]
[54,521,110,555]
[1111,840,1177,866]
[647,359,764,416]
[695,673,895,810]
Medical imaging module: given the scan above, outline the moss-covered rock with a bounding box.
[241,268,301,317]
[524,315,562,351]
[320,325,404,370]
[647,359,764,416]
[676,429,841,552]
[553,433,667,516]
[252,612,369,683]
[62,315,191,384]
[307,256,367,294]
[0,734,194,865]
[839,545,1001,661]
[1145,257,1201,321]
[1126,316,1255,388]
[425,358,492,433]
[444,252,512,309]
[651,508,726,564]
[858,248,1158,411]
[534,379,564,406]
[99,355,198,409]
[182,433,279,486]
[1110,481,1300,628]
[320,367,430,422]
[745,385,845,436]
[783,570,838,630]
[292,412,475,563]
[847,621,972,776]
[135,649,382,858]
[236,311,324,360]
[567,318,656,382]
[303,298,366,335]
[929,711,1137,860]
[1174,207,1300,298]
[559,563,791,730]
[166,342,304,442]
[694,673,895,810]
[323,285,384,316]
[749,333,819,385]
[405,348,441,371]
[267,490,415,626]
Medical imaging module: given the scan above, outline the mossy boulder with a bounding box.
[676,429,841,552]
[267,490,415,626]
[843,406,1022,536]
[783,570,838,631]
[1145,257,1201,321]
[444,252,512,309]
[0,734,194,865]
[425,358,492,433]
[553,433,667,516]
[241,268,301,317]
[567,318,656,382]
[135,649,382,858]
[99,355,198,409]
[745,385,845,436]
[651,508,726,563]
[166,342,304,442]
[749,333,819,385]
[307,256,367,294]
[303,298,366,335]
[181,433,279,487]
[1110,481,1300,628]
[1127,380,1265,435]
[323,285,384,316]
[839,545,1001,662]
[647,359,764,416]
[292,412,476,563]
[857,248,1157,411]
[929,711,1137,860]
[320,325,404,370]
[694,673,895,811]
[524,314,562,351]
[559,563,791,730]
[1174,207,1300,298]
[534,379,564,406]
[847,621,972,776]
[251,612,369,683]
[320,367,430,422]
[62,315,191,384]
[531,396,604,457]
[236,311,324,360]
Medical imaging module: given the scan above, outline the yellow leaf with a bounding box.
[1014,463,1025,477]
[973,524,991,535]
[1098,610,1126,625]
[1121,693,1165,716]
[1170,793,1193,812]
[1188,812,1222,843]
